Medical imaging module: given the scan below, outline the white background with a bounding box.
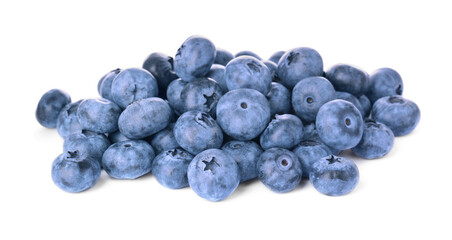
[1,0,451,239]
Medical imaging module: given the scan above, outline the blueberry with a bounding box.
[277,47,324,89]
[267,82,291,117]
[234,50,262,60]
[358,94,372,118]
[174,111,223,155]
[301,123,322,142]
[152,148,194,189]
[316,99,364,151]
[187,149,240,201]
[293,140,332,178]
[118,97,172,139]
[97,74,104,95]
[367,67,403,103]
[101,140,155,179]
[36,89,71,128]
[292,76,336,123]
[166,99,178,123]
[262,60,279,82]
[371,95,420,136]
[206,64,227,93]
[224,56,272,95]
[77,98,121,134]
[268,50,285,64]
[257,148,302,193]
[99,68,122,101]
[309,155,359,196]
[260,114,304,150]
[221,140,263,182]
[63,130,111,164]
[214,48,234,66]
[335,91,365,117]
[110,68,159,109]
[51,152,101,193]
[216,88,271,141]
[328,147,343,156]
[108,130,130,144]
[166,78,188,116]
[174,36,216,81]
[56,99,83,138]
[149,123,180,155]
[179,77,223,116]
[142,52,179,99]
[352,119,394,159]
[325,64,369,98]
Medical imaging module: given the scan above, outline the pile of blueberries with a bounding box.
[36,35,420,201]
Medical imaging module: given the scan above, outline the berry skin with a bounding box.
[335,91,365,118]
[174,111,223,155]
[277,47,324,89]
[56,99,83,138]
[358,95,372,118]
[293,140,332,179]
[224,56,272,95]
[371,95,420,136]
[149,123,179,155]
[108,131,130,144]
[292,76,336,123]
[118,97,172,139]
[267,82,291,117]
[142,53,179,99]
[301,123,322,142]
[206,64,227,93]
[174,35,216,81]
[179,77,223,117]
[234,50,262,60]
[259,114,304,150]
[352,120,394,159]
[77,98,121,134]
[36,89,71,128]
[101,140,155,179]
[110,68,159,109]
[366,67,403,103]
[152,148,194,189]
[268,50,285,64]
[221,140,263,182]
[166,78,188,116]
[187,149,240,202]
[63,130,111,165]
[262,60,279,82]
[257,148,303,193]
[98,68,122,101]
[325,63,369,98]
[216,88,271,141]
[51,152,101,193]
[214,48,234,66]
[316,99,364,151]
[310,155,359,196]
